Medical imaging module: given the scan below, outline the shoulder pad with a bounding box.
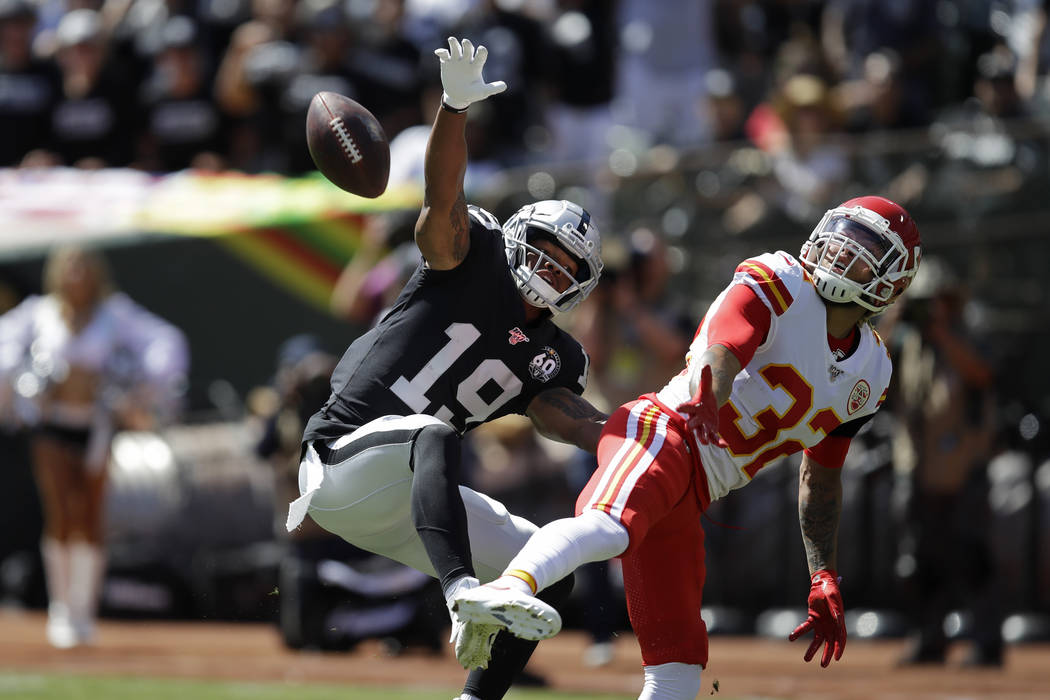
[467,205,502,232]
[732,252,808,317]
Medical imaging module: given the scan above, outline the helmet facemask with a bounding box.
[801,204,921,314]
[504,200,602,313]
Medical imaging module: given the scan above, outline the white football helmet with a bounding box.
[800,195,922,314]
[503,200,603,313]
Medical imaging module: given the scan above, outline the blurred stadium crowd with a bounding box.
[1,0,1048,175]
[2,0,1050,675]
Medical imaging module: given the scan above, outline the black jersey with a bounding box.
[303,206,590,440]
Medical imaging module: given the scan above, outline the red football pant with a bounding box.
[576,398,712,668]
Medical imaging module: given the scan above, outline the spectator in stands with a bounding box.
[881,257,1003,666]
[705,68,748,143]
[329,211,419,330]
[712,1,821,112]
[728,33,845,232]
[106,0,237,78]
[0,0,59,166]
[137,16,227,172]
[821,0,940,122]
[768,73,850,223]
[575,227,693,410]
[1012,1,1050,103]
[216,0,424,174]
[972,45,1030,121]
[927,44,1047,207]
[45,8,138,167]
[450,0,553,165]
[0,246,188,648]
[342,0,424,141]
[543,0,617,165]
[215,0,356,173]
[835,49,928,133]
[250,334,353,650]
[254,335,337,539]
[612,0,718,148]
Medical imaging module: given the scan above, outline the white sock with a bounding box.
[40,537,70,618]
[490,574,532,595]
[639,662,702,700]
[503,509,629,594]
[454,694,482,700]
[68,541,105,633]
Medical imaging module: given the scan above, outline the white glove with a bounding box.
[434,36,507,110]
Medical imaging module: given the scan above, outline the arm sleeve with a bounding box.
[803,436,851,470]
[705,284,772,368]
[803,413,874,469]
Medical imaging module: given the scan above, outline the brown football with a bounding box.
[306,92,390,198]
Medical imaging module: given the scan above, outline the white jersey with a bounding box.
[656,251,892,501]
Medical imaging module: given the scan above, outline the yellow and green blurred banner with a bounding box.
[0,168,422,310]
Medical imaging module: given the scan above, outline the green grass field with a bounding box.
[0,673,641,700]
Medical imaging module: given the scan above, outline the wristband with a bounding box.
[441,100,467,114]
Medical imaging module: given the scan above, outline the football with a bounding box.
[306,92,390,198]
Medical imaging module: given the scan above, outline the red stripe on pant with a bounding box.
[576,399,711,667]
[587,402,663,517]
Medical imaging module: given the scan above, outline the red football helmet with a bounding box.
[800,195,922,313]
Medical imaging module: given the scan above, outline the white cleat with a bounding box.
[446,576,499,670]
[449,614,500,670]
[46,604,77,649]
[452,584,561,641]
[72,618,97,647]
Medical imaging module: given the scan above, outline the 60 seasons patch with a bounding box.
[529,347,561,382]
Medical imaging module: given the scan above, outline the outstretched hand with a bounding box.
[434,37,507,110]
[676,365,726,447]
[789,569,846,668]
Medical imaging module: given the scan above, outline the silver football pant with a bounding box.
[288,414,538,583]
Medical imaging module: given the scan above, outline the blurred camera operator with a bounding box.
[881,257,1002,666]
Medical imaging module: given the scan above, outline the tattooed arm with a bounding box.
[688,344,742,408]
[797,452,843,574]
[413,105,470,270]
[527,387,608,454]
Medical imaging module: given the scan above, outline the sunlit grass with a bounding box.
[0,672,642,700]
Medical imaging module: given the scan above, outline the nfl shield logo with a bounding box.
[847,380,870,415]
[508,327,529,345]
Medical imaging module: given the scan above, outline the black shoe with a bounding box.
[897,642,946,666]
[960,647,1004,668]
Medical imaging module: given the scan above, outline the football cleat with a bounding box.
[449,613,500,670]
[446,576,499,670]
[452,583,562,641]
